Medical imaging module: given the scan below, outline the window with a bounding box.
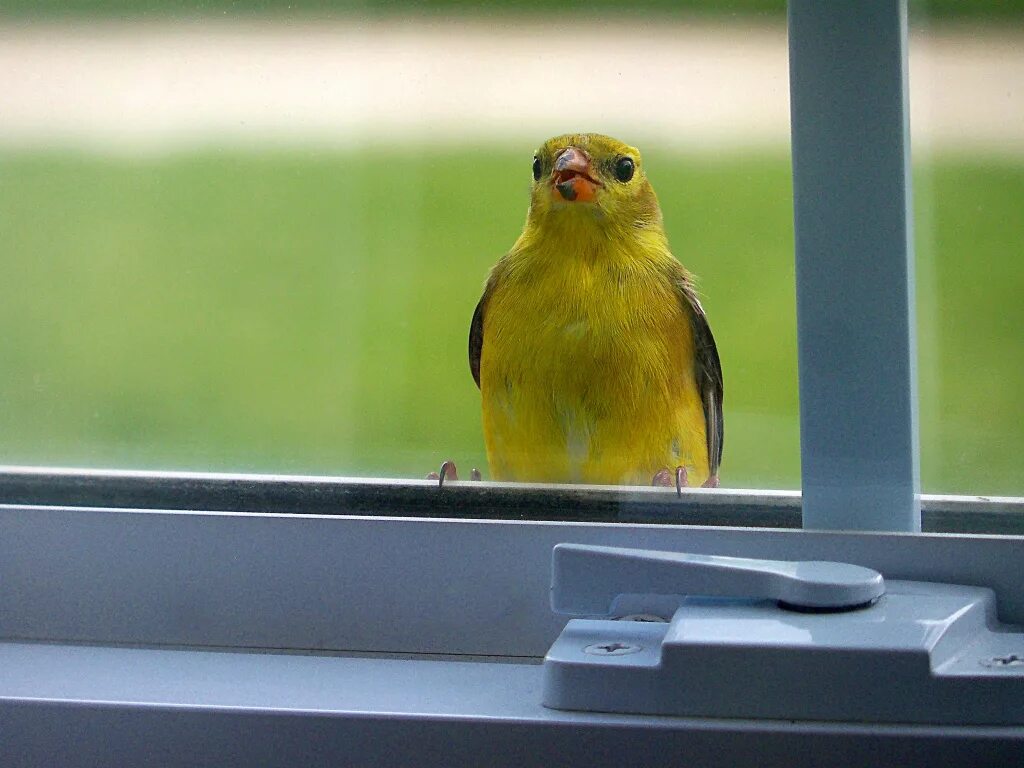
[2,2,1022,764]
[910,4,1024,498]
[0,2,800,492]
[4,3,1015,516]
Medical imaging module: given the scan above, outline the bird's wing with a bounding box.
[469,276,497,389]
[675,277,724,477]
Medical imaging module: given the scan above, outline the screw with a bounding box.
[980,654,1024,669]
[583,641,643,656]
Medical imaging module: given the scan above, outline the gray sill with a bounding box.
[4,641,1022,768]
[1,466,1021,535]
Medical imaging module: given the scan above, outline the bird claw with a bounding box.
[702,473,720,489]
[427,461,481,487]
[652,466,688,497]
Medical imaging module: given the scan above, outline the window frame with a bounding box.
[789,0,920,532]
[1,466,1022,533]
[1,483,1023,657]
[3,494,1023,764]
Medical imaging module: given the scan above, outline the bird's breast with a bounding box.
[484,258,684,386]
[479,255,701,483]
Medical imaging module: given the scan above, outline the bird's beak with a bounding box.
[551,146,601,203]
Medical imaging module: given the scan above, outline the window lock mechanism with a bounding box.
[542,544,1024,725]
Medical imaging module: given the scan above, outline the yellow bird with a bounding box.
[468,133,722,489]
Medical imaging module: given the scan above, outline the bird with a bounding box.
[448,133,722,490]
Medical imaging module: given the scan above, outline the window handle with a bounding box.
[544,545,1024,725]
[551,543,885,615]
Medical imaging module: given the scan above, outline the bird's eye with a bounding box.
[614,157,635,183]
[532,156,542,181]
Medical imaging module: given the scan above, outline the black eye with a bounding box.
[614,156,635,183]
[532,156,542,181]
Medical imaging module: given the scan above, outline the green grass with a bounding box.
[1,147,1021,495]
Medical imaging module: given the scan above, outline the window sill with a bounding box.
[2,641,1021,767]
[2,466,1022,534]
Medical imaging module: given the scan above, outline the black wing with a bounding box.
[676,278,724,477]
[469,273,499,389]
[469,294,485,389]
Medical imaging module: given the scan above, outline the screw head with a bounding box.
[980,654,1024,669]
[583,641,643,656]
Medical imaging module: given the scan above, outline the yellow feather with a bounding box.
[477,134,714,486]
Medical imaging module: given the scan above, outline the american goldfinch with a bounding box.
[467,133,723,488]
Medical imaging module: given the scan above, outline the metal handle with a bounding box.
[551,544,885,614]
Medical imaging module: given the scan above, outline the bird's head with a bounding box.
[526,133,663,234]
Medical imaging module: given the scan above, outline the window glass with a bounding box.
[2,2,793,491]
[910,1,1024,496]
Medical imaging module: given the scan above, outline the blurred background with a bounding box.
[0,1,1020,495]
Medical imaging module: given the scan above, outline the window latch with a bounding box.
[542,543,1024,725]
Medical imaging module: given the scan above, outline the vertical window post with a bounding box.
[788,0,921,532]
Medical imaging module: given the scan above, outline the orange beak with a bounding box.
[551,146,601,203]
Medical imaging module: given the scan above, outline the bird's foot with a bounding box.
[427,460,482,487]
[652,466,688,497]
[702,473,720,489]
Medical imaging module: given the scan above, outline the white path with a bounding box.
[0,19,1021,154]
